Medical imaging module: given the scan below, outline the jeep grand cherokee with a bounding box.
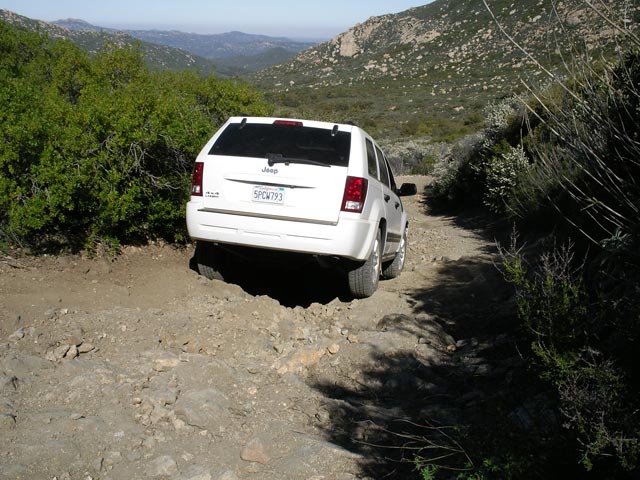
[186,117,416,298]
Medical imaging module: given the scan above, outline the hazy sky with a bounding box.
[0,0,432,39]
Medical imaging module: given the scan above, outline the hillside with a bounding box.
[253,0,639,141]
[121,30,314,61]
[211,46,315,75]
[0,9,216,74]
[53,18,315,73]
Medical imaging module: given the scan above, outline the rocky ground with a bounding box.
[0,176,530,480]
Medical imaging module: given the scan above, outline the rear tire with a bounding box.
[195,241,225,281]
[382,230,406,279]
[347,230,381,298]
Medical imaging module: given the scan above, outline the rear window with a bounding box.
[209,122,351,167]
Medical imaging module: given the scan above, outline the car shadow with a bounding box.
[306,234,574,478]
[189,250,351,308]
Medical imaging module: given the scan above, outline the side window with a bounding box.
[375,145,391,188]
[365,139,378,179]
[385,156,398,193]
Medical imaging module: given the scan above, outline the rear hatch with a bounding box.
[200,119,351,225]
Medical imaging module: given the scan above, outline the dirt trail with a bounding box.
[0,176,517,480]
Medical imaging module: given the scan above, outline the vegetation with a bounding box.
[253,0,628,146]
[0,9,218,74]
[424,2,640,478]
[0,21,271,253]
[2,0,639,477]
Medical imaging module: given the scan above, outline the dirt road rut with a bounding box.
[0,176,516,479]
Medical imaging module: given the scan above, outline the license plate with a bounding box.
[252,185,285,204]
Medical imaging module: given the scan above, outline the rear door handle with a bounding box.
[384,194,390,202]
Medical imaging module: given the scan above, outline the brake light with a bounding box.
[273,120,303,127]
[341,176,368,213]
[191,162,204,196]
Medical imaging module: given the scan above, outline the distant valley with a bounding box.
[53,18,316,74]
[0,10,316,75]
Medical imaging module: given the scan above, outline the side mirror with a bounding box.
[398,183,417,196]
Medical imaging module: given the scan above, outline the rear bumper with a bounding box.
[186,201,376,261]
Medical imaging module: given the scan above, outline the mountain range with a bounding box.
[0,10,315,75]
[2,1,638,141]
[253,0,639,139]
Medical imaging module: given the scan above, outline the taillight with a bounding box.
[273,120,303,127]
[341,176,368,213]
[191,162,204,196]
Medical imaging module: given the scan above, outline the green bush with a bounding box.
[426,35,640,478]
[483,142,529,213]
[383,138,450,175]
[499,236,639,472]
[427,94,529,209]
[0,22,271,252]
[428,133,485,206]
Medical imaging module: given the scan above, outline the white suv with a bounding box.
[186,117,416,298]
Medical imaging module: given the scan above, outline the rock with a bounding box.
[474,363,491,375]
[151,386,178,406]
[77,342,95,354]
[3,353,53,375]
[148,403,174,426]
[64,331,83,348]
[92,457,104,472]
[327,343,340,355]
[315,409,331,425]
[46,344,70,362]
[152,352,181,372]
[414,343,446,366]
[65,344,78,359]
[415,318,456,347]
[376,314,413,331]
[146,455,178,477]
[0,374,17,393]
[383,372,423,392]
[213,470,240,480]
[178,465,212,480]
[0,413,16,428]
[240,438,270,465]
[8,328,25,341]
[273,347,325,375]
[174,388,230,430]
[0,400,14,415]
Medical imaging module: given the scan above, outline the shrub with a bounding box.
[483,142,529,213]
[383,139,450,175]
[428,133,485,205]
[427,94,528,209]
[520,48,640,244]
[499,234,640,473]
[0,24,271,252]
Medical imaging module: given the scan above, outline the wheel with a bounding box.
[347,230,382,298]
[195,241,225,281]
[382,230,406,279]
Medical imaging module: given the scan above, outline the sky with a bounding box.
[0,0,432,40]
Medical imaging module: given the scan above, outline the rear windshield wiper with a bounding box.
[266,153,331,168]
